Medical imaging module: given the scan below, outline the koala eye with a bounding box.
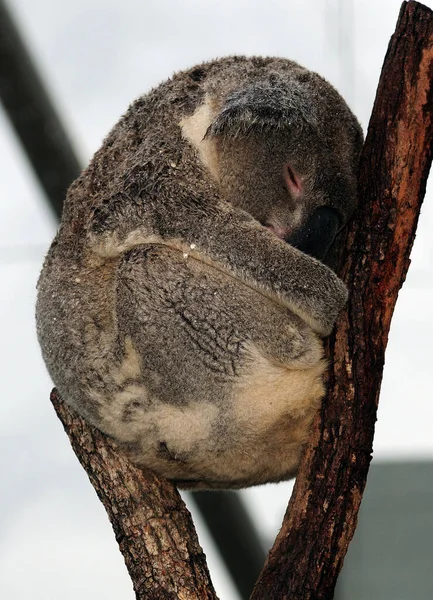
[284,163,302,197]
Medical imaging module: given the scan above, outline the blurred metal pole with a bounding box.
[324,0,355,107]
[0,0,81,218]
[0,2,266,597]
[192,491,266,599]
[337,0,355,106]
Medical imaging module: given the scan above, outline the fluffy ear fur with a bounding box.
[36,56,362,489]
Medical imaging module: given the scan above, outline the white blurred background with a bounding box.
[1,1,432,599]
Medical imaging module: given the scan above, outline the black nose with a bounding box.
[286,206,341,261]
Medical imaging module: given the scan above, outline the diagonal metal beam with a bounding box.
[192,491,266,599]
[0,0,81,218]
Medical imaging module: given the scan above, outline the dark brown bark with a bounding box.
[49,2,433,599]
[251,2,433,599]
[50,389,218,600]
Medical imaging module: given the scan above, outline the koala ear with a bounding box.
[205,79,317,139]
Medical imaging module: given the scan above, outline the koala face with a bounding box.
[206,73,363,262]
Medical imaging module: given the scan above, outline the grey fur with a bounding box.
[36,56,363,489]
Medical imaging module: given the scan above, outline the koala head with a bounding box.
[203,66,363,263]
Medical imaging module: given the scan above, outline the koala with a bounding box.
[36,56,363,490]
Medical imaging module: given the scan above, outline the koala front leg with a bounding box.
[88,193,347,336]
[172,202,348,336]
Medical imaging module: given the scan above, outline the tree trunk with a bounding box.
[50,1,433,598]
[251,1,433,598]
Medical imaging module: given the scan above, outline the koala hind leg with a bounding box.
[111,243,325,488]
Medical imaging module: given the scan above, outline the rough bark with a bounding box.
[49,1,433,598]
[50,390,218,600]
[251,2,433,598]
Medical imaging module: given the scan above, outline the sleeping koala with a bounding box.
[36,56,363,489]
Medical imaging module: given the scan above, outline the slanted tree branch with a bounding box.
[251,1,433,598]
[50,1,433,598]
[51,389,218,600]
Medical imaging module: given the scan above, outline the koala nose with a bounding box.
[285,206,341,261]
[265,222,291,239]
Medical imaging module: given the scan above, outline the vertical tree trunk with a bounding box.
[251,2,433,598]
